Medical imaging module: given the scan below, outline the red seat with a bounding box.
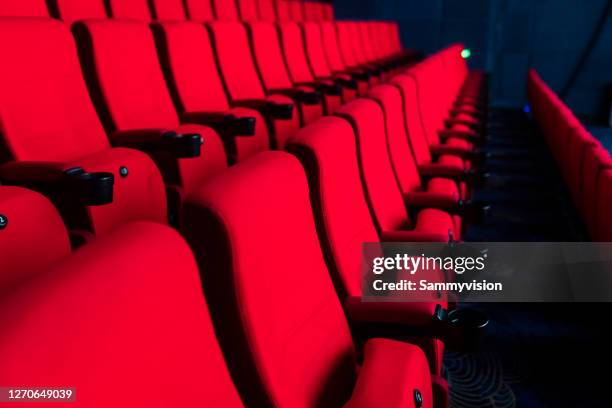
[300,21,352,110]
[336,99,459,241]
[208,21,300,149]
[211,0,239,20]
[237,0,259,21]
[107,0,152,21]
[256,0,276,21]
[181,151,435,407]
[319,21,366,98]
[184,0,215,21]
[152,21,271,163]
[149,0,188,20]
[0,0,48,17]
[391,74,470,196]
[0,205,243,406]
[51,0,107,23]
[368,84,463,234]
[0,187,70,294]
[287,118,450,375]
[247,21,324,124]
[277,21,349,111]
[0,18,167,236]
[73,20,230,215]
[274,0,291,21]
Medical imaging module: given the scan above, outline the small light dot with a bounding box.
[461,48,472,59]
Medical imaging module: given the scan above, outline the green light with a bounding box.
[461,48,471,59]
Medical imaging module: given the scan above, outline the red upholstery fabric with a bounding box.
[209,21,300,148]
[322,3,333,20]
[256,0,276,21]
[337,100,456,240]
[247,22,323,124]
[183,151,358,407]
[107,0,151,20]
[274,0,291,21]
[0,222,244,407]
[319,21,346,72]
[237,0,259,21]
[287,118,378,297]
[182,151,433,407]
[52,0,107,24]
[367,85,424,193]
[336,22,359,68]
[287,118,447,373]
[150,0,187,20]
[211,0,239,20]
[153,21,270,162]
[0,187,70,294]
[0,19,168,235]
[345,338,433,408]
[184,0,215,21]
[0,0,48,17]
[277,22,314,83]
[390,75,434,166]
[288,0,303,21]
[74,20,228,194]
[208,21,268,100]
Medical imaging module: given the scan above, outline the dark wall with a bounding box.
[334,0,612,122]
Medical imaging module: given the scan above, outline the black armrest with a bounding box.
[346,69,371,82]
[295,81,342,96]
[182,112,256,137]
[270,88,321,105]
[232,99,294,120]
[438,129,483,143]
[0,162,114,206]
[110,129,203,158]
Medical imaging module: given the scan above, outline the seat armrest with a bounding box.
[418,164,468,181]
[232,99,294,120]
[269,88,321,105]
[322,75,358,90]
[296,80,342,96]
[405,191,460,211]
[429,144,471,158]
[181,112,255,137]
[438,129,482,143]
[381,229,452,243]
[445,118,481,130]
[345,338,433,408]
[0,161,114,206]
[110,129,203,158]
[347,70,371,82]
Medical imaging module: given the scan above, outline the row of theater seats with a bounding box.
[528,70,612,242]
[0,2,489,407]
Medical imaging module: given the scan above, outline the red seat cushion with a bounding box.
[0,187,70,293]
[0,222,243,407]
[52,0,107,23]
[0,0,48,17]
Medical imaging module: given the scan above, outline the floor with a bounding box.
[445,109,610,407]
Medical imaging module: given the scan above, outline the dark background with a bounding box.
[334,0,612,124]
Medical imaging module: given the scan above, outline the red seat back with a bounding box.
[287,117,380,298]
[368,85,423,194]
[0,0,48,17]
[150,0,187,20]
[182,151,357,407]
[0,187,70,293]
[337,99,412,234]
[184,0,215,21]
[0,221,244,407]
[212,0,239,20]
[107,0,152,21]
[51,0,107,23]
